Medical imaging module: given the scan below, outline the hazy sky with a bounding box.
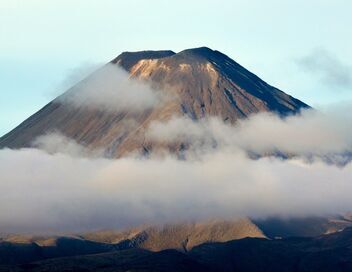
[1,0,352,136]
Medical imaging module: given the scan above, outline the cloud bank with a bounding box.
[1,104,352,233]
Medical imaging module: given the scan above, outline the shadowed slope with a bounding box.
[2,228,352,271]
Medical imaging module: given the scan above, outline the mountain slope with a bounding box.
[0,219,265,266]
[81,218,265,252]
[0,47,309,157]
[2,227,352,271]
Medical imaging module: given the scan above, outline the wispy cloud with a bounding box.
[57,64,167,112]
[297,48,352,90]
[32,132,103,158]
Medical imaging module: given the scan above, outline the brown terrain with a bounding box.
[0,219,264,265]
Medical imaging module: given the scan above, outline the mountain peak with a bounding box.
[177,46,216,58]
[0,47,309,157]
[112,47,225,71]
[112,50,175,71]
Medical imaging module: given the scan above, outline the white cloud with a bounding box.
[0,137,352,233]
[147,106,352,162]
[58,64,166,112]
[32,132,102,157]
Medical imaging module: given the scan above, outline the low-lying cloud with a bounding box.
[297,48,352,90]
[1,103,352,233]
[32,132,102,158]
[147,106,352,163]
[58,64,166,112]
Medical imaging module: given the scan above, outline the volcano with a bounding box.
[0,47,309,156]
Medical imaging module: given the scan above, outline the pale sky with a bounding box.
[1,0,351,136]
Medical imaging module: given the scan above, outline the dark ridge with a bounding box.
[2,227,352,271]
[176,46,216,59]
[111,50,175,71]
[173,47,237,65]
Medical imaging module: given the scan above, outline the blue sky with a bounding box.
[1,0,352,136]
